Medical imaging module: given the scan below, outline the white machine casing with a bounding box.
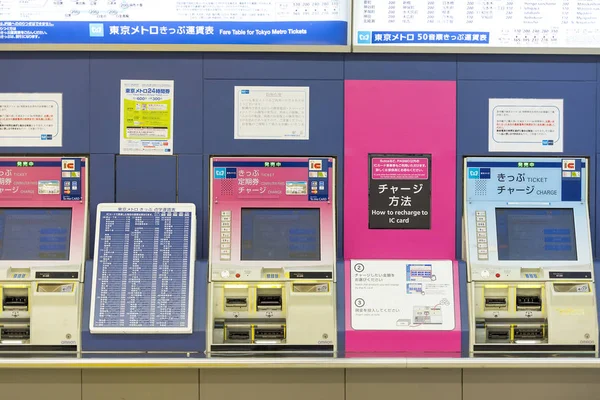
[463,157,598,356]
[207,156,337,354]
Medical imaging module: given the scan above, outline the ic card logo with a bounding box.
[309,159,322,171]
[562,159,575,171]
[213,167,226,179]
[62,159,75,171]
[468,168,480,179]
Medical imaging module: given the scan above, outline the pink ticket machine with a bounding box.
[0,157,87,356]
[207,156,337,355]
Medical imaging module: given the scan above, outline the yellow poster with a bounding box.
[120,80,174,155]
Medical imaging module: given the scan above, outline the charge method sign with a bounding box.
[368,154,432,229]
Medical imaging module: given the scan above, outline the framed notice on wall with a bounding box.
[0,1,350,51]
[353,1,600,54]
[368,154,432,230]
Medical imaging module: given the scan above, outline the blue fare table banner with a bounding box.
[353,0,600,54]
[0,1,350,51]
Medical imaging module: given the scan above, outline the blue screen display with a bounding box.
[0,208,72,261]
[241,208,320,261]
[496,208,577,261]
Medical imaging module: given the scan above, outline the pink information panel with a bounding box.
[209,156,336,282]
[0,157,88,267]
[344,80,460,356]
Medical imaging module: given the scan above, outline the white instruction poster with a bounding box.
[0,93,62,147]
[234,86,309,140]
[120,80,174,155]
[489,98,563,153]
[350,260,455,331]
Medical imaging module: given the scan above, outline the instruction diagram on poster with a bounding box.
[489,98,563,153]
[0,93,62,147]
[350,259,455,331]
[120,80,174,155]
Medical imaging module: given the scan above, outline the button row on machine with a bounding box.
[220,211,231,261]
[476,211,488,260]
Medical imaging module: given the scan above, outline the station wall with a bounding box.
[0,52,598,345]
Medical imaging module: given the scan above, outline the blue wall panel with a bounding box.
[3,51,600,358]
[0,53,90,154]
[89,53,203,155]
[115,155,177,203]
[204,53,344,80]
[178,155,204,259]
[458,55,597,81]
[89,154,115,258]
[345,54,457,81]
[202,78,344,259]
[456,79,597,259]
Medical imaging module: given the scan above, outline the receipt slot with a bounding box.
[0,157,88,356]
[207,157,337,355]
[464,157,598,356]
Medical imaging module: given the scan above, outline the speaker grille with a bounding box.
[474,180,487,196]
[220,180,233,196]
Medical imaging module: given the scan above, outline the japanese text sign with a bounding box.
[368,154,432,229]
[466,158,584,203]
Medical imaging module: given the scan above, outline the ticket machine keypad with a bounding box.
[220,211,231,261]
[475,211,488,260]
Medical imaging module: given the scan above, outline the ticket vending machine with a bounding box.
[464,157,598,356]
[207,156,336,355]
[0,157,87,356]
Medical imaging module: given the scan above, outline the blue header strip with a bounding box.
[0,21,347,46]
[356,31,490,45]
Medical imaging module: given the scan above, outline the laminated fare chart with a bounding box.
[0,0,349,46]
[91,211,193,333]
[354,0,600,49]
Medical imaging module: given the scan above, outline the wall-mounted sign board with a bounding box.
[0,1,350,52]
[353,1,600,54]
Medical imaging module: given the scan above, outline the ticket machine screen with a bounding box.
[0,208,72,261]
[241,208,321,261]
[496,208,577,261]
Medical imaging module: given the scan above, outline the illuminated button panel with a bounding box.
[220,210,231,261]
[475,211,488,260]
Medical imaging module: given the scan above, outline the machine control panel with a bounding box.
[209,157,336,282]
[464,157,593,282]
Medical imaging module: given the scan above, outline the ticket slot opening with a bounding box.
[516,287,542,311]
[256,288,283,311]
[0,325,30,344]
[3,288,28,311]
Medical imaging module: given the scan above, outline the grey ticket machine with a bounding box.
[463,157,598,356]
